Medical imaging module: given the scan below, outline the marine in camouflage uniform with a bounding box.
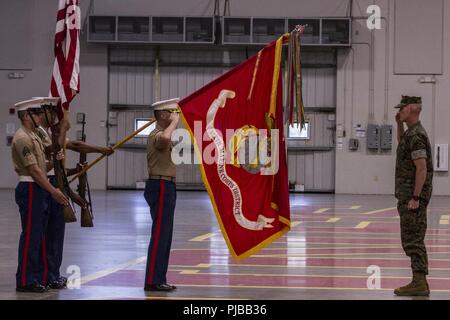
[394,95,433,296]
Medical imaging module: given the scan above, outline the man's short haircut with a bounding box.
[17,110,27,122]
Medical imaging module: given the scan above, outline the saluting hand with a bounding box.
[169,112,179,125]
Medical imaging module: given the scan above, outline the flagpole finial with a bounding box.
[293,24,307,34]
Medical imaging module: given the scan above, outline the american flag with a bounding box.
[50,0,81,110]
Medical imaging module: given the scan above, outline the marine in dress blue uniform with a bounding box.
[11,98,68,293]
[144,98,180,292]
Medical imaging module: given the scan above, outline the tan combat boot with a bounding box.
[394,272,430,296]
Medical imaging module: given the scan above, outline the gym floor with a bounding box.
[1,190,450,300]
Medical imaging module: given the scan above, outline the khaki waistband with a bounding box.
[19,176,34,182]
[149,175,176,183]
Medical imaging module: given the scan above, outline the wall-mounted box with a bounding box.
[321,18,351,45]
[349,138,359,151]
[223,17,251,44]
[367,124,380,150]
[152,17,184,42]
[288,19,320,44]
[186,17,214,43]
[252,18,286,44]
[434,144,448,172]
[118,17,150,42]
[380,125,393,150]
[88,16,116,41]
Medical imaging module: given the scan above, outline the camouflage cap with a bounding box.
[394,95,422,109]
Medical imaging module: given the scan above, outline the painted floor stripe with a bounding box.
[362,207,396,215]
[80,256,146,285]
[188,262,450,272]
[314,208,330,213]
[177,270,450,281]
[189,233,215,242]
[172,283,450,293]
[354,221,371,229]
[326,218,340,223]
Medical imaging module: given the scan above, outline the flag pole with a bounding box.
[68,118,156,184]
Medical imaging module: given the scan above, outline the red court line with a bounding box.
[85,269,450,291]
[293,226,450,234]
[166,251,450,269]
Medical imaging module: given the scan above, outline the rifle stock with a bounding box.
[77,113,94,227]
[45,105,77,223]
[53,133,77,223]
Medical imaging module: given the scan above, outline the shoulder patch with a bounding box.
[22,146,32,158]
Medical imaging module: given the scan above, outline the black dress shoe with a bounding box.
[58,276,68,286]
[16,284,48,293]
[48,279,67,290]
[144,283,177,292]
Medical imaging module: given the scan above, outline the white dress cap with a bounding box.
[152,98,180,111]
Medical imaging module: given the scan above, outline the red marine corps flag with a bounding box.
[50,0,81,110]
[179,35,293,259]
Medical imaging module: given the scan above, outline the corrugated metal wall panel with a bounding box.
[107,47,336,191]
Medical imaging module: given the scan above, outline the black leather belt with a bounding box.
[149,175,176,183]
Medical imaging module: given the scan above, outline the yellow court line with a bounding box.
[326,218,340,223]
[276,234,450,241]
[180,270,200,274]
[204,233,450,243]
[292,215,396,220]
[245,255,450,262]
[191,262,450,272]
[291,221,302,227]
[171,243,450,252]
[350,206,361,210]
[189,232,216,242]
[143,296,246,300]
[80,256,146,285]
[354,221,371,229]
[173,283,450,293]
[291,225,450,232]
[440,215,450,225]
[313,208,330,213]
[177,270,450,281]
[361,207,397,215]
[78,291,246,301]
[251,251,450,258]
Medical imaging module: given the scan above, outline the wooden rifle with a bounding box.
[76,113,94,227]
[42,104,77,223]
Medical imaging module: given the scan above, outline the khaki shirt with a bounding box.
[147,125,176,178]
[11,127,47,176]
[35,126,52,148]
[34,126,69,170]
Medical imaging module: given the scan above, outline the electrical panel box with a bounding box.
[367,124,380,150]
[434,144,449,172]
[380,125,393,150]
[349,138,359,151]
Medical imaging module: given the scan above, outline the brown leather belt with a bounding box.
[149,175,176,183]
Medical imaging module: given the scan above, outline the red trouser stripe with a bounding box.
[42,238,48,286]
[147,180,165,285]
[22,183,33,287]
